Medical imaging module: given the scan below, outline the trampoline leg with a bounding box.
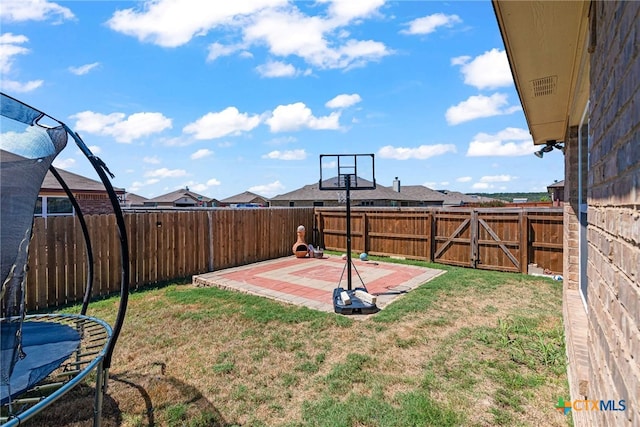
[93,362,105,427]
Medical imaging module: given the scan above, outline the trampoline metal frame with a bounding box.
[1,314,112,426]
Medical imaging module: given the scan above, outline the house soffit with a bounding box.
[493,1,591,145]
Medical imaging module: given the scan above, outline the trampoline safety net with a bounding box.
[1,93,69,400]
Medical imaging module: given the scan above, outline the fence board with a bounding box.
[66,217,77,303]
[98,215,110,297]
[28,219,46,309]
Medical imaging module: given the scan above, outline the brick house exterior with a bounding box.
[41,167,125,216]
[494,1,639,426]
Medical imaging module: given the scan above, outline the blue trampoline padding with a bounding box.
[1,321,81,404]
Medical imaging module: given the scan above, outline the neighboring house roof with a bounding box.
[220,191,269,204]
[270,178,420,202]
[146,188,212,204]
[399,185,446,203]
[42,167,125,194]
[123,192,148,206]
[547,180,565,189]
[436,190,499,206]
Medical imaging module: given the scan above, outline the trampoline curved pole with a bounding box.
[62,125,130,370]
[48,166,95,315]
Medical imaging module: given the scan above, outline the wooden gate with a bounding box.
[433,210,473,267]
[433,209,522,272]
[475,210,522,272]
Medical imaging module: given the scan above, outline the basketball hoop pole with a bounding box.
[345,174,353,290]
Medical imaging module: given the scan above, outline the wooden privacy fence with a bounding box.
[315,207,563,274]
[23,206,562,311]
[25,208,314,310]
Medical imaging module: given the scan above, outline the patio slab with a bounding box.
[192,255,446,314]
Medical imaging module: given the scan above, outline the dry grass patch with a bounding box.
[27,260,570,427]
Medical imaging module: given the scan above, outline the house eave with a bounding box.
[492,0,591,145]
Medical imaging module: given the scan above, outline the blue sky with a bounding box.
[0,0,564,200]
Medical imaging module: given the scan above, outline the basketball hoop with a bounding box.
[319,153,379,315]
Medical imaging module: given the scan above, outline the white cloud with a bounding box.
[143,156,161,164]
[244,7,391,71]
[401,13,462,35]
[189,178,221,192]
[266,102,341,132]
[206,42,240,62]
[52,157,75,169]
[183,107,261,139]
[466,127,537,157]
[190,148,214,159]
[325,93,361,109]
[445,93,520,125]
[256,60,297,77]
[262,149,306,160]
[248,180,285,197]
[128,178,160,192]
[68,62,100,75]
[479,174,514,183]
[0,0,74,22]
[0,33,29,74]
[106,0,391,71]
[0,33,43,92]
[87,145,101,154]
[456,176,472,182]
[144,168,188,178]
[188,183,208,192]
[1,79,43,93]
[320,0,385,25]
[156,2,411,80]
[71,111,172,143]
[471,182,490,190]
[452,48,512,90]
[106,0,284,48]
[377,144,457,160]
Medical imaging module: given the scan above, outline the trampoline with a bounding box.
[0,93,129,426]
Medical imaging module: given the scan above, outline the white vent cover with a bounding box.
[531,75,558,97]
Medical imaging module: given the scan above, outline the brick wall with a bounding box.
[73,193,118,215]
[564,126,580,291]
[585,1,640,426]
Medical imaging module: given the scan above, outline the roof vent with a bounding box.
[531,75,557,97]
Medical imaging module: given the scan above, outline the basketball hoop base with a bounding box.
[332,287,379,315]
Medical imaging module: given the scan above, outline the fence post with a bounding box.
[427,210,433,262]
[470,209,478,268]
[362,211,369,254]
[520,210,529,274]
[207,210,214,272]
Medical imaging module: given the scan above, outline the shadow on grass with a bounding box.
[23,371,233,427]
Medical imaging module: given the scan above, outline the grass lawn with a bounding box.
[30,257,571,427]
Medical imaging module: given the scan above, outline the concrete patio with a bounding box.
[192,255,445,314]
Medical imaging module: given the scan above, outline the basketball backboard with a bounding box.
[319,154,376,191]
